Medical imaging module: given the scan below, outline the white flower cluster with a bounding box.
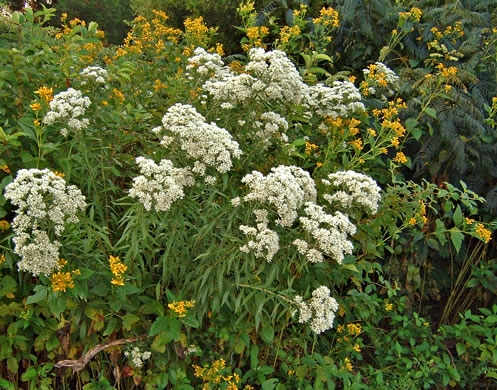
[254,111,289,149]
[129,157,194,212]
[322,170,382,214]
[124,347,151,369]
[154,104,242,175]
[239,209,280,262]
[294,286,339,334]
[80,66,109,85]
[200,47,310,108]
[4,169,86,275]
[295,203,356,264]
[242,165,317,227]
[186,48,230,80]
[307,81,365,119]
[43,88,91,132]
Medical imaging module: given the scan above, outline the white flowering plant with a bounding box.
[0,7,495,390]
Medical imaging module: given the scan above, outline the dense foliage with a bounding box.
[0,1,496,389]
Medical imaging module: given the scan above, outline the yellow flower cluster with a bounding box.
[0,220,10,231]
[154,79,168,91]
[436,63,458,77]
[184,16,213,46]
[305,141,318,155]
[109,255,127,286]
[168,300,195,318]
[121,12,182,59]
[430,21,464,40]
[112,88,125,104]
[343,357,353,371]
[475,223,492,243]
[51,259,80,292]
[30,102,41,111]
[243,26,269,51]
[193,359,241,389]
[393,152,408,164]
[313,7,339,27]
[0,254,5,266]
[51,272,75,292]
[279,25,301,44]
[399,7,422,23]
[34,86,53,103]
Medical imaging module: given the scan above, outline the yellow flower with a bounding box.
[112,88,125,104]
[343,357,353,371]
[347,323,362,335]
[111,277,125,286]
[33,119,41,126]
[408,217,417,225]
[391,137,400,148]
[30,103,42,111]
[316,162,323,168]
[102,100,108,106]
[168,300,195,318]
[34,86,53,102]
[393,152,408,164]
[475,223,492,243]
[53,171,65,178]
[368,128,377,136]
[109,255,127,286]
[0,220,10,231]
[0,254,5,265]
[353,344,361,352]
[385,303,393,311]
[349,138,363,151]
[465,217,475,225]
[51,272,75,292]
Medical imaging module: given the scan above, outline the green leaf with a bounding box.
[122,313,140,331]
[0,378,15,390]
[453,205,462,225]
[250,344,259,370]
[261,325,274,343]
[262,379,278,390]
[181,316,199,328]
[456,343,466,355]
[103,318,118,337]
[450,230,464,253]
[149,316,168,337]
[46,334,59,351]
[425,107,437,119]
[26,286,47,304]
[21,367,37,382]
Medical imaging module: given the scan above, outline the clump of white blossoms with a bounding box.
[79,66,109,85]
[43,88,91,132]
[294,286,339,334]
[129,157,194,212]
[186,47,231,80]
[322,170,382,214]
[239,209,280,262]
[201,47,310,108]
[124,347,151,369]
[4,169,86,275]
[307,81,365,119]
[295,203,356,264]
[254,111,289,149]
[242,165,317,227]
[153,103,242,175]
